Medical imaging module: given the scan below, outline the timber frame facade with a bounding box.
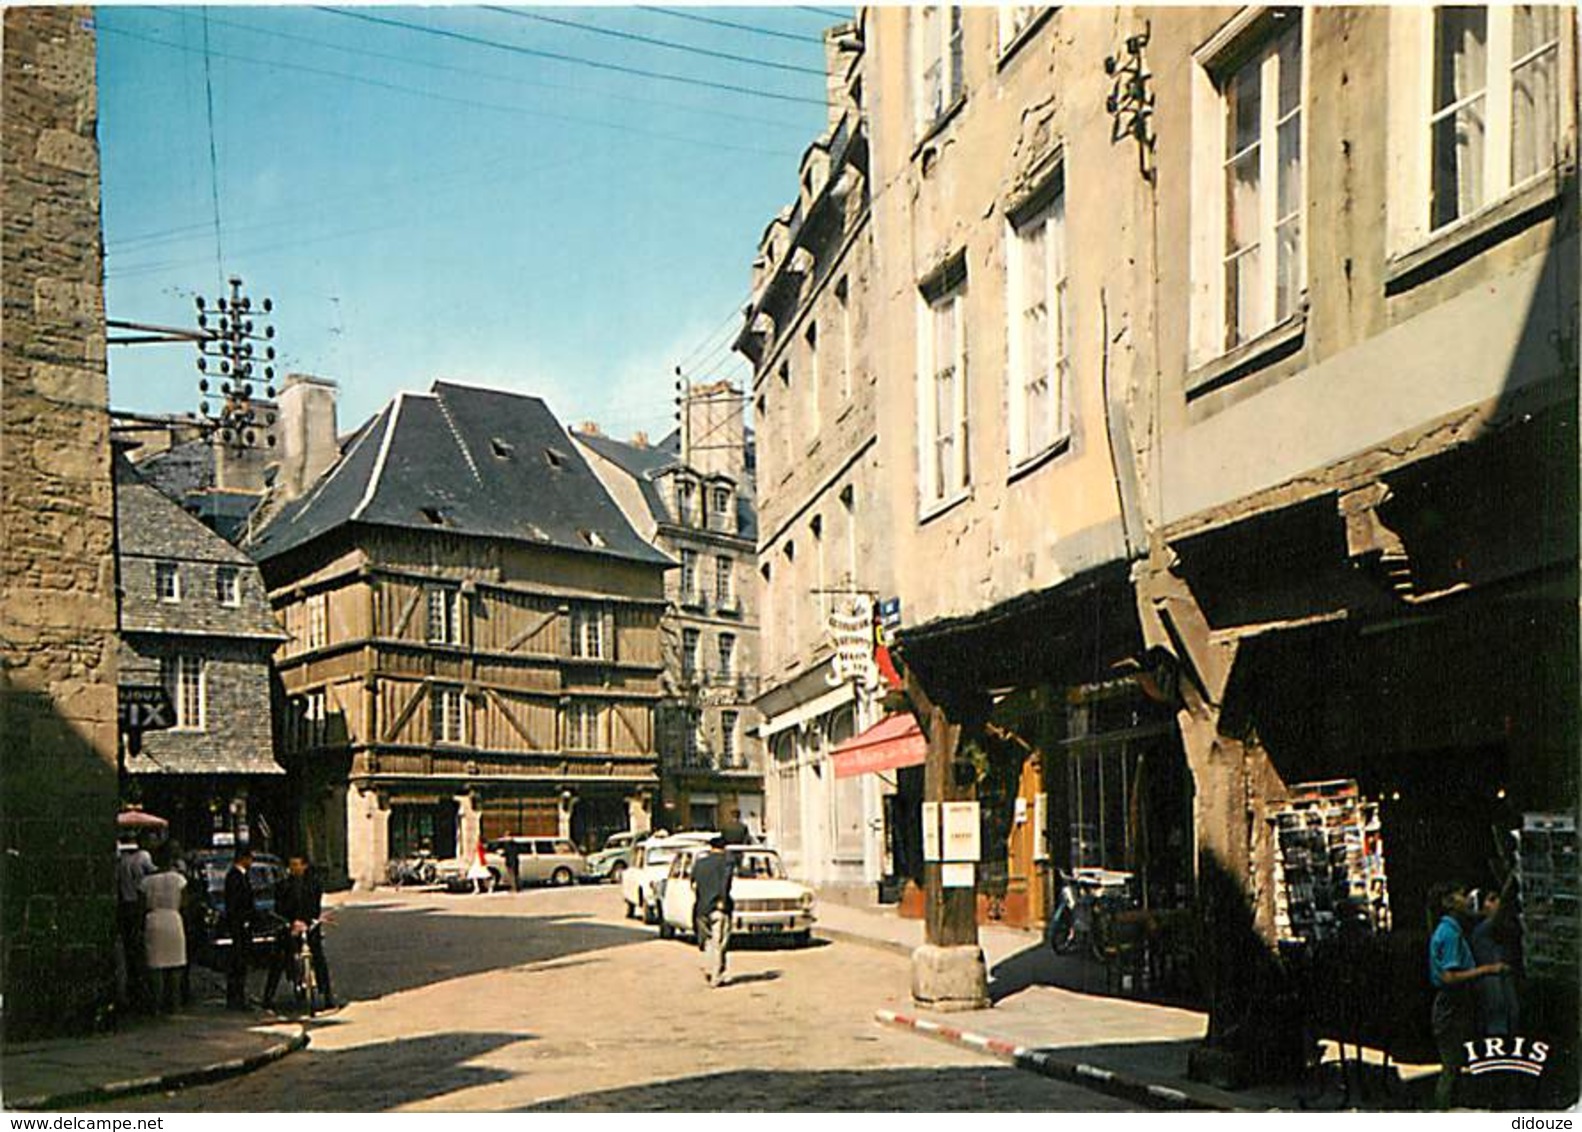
[251,382,670,888]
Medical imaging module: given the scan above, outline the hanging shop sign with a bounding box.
[827,595,878,689]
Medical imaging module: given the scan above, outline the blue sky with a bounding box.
[96,5,845,441]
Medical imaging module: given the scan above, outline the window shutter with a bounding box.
[558,605,572,657]
[602,604,616,661]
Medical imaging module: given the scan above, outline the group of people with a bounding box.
[1427,874,1521,1109]
[113,838,336,1015]
[115,838,193,1014]
[223,846,337,1012]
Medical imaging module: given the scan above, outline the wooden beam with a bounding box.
[485,687,540,751]
[381,682,429,744]
[505,607,560,653]
[391,586,425,640]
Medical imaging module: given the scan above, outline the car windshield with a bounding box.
[645,848,678,867]
[731,852,785,880]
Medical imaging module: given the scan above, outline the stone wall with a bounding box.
[1,7,120,1038]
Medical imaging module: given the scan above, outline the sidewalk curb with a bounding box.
[5,1025,310,1111]
[874,1009,1244,1112]
[818,926,913,960]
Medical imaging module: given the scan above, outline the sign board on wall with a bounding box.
[942,801,981,862]
[922,802,940,861]
[942,862,975,889]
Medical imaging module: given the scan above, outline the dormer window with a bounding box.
[420,507,448,526]
[155,561,181,603]
[215,565,241,608]
[490,438,515,459]
[676,479,699,526]
[543,447,567,470]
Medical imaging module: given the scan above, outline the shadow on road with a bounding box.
[986,940,1196,1010]
[514,1065,1114,1112]
[322,901,652,1002]
[252,1031,529,1110]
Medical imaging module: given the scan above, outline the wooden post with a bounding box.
[904,659,989,1009]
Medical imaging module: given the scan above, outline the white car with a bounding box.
[658,845,814,947]
[621,832,713,924]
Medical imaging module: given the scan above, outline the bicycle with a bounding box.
[1045,868,1135,961]
[289,917,326,1017]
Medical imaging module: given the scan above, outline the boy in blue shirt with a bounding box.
[1427,881,1509,1109]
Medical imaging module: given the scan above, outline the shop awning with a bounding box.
[832,714,927,778]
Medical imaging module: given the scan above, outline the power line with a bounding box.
[481,7,825,77]
[95,24,803,163]
[173,10,809,134]
[200,9,224,291]
[315,7,827,108]
[640,8,826,47]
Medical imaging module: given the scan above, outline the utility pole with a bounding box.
[193,276,278,450]
[674,366,691,466]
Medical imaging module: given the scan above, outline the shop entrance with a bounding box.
[389,800,458,860]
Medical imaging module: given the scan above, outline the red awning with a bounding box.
[832,714,927,778]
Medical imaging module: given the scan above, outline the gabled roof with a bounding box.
[114,454,285,640]
[575,430,679,527]
[248,381,670,567]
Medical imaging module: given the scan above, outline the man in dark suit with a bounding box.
[262,853,335,1011]
[223,847,256,1009]
[692,835,735,987]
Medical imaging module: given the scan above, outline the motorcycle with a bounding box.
[1045,867,1136,960]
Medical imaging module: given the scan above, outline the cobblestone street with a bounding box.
[93,886,1140,1111]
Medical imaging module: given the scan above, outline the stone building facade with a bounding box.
[734,22,903,897]
[574,385,765,837]
[0,6,121,1038]
[763,4,1579,1065]
[114,449,287,851]
[249,380,670,889]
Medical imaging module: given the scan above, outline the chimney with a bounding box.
[275,374,339,502]
[631,430,649,448]
[824,22,859,131]
[577,420,602,437]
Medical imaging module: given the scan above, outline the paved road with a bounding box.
[99,885,1142,1112]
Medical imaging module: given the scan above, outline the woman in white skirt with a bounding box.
[141,845,189,1013]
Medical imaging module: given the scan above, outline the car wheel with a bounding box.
[551,866,573,887]
[609,862,627,885]
[658,919,674,940]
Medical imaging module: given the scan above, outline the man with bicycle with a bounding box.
[262,852,336,1012]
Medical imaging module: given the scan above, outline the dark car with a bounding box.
[186,849,287,969]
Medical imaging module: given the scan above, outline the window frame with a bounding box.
[681,627,701,681]
[570,603,605,660]
[215,565,242,608]
[564,700,601,751]
[718,632,736,681]
[917,262,970,517]
[161,654,205,732]
[305,593,329,651]
[714,554,734,608]
[914,5,965,138]
[1386,5,1572,269]
[1189,8,1310,371]
[431,684,466,746]
[1005,170,1072,471]
[680,550,700,607]
[425,585,462,646]
[155,561,181,604]
[721,709,739,767]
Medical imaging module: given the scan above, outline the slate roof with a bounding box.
[574,428,759,544]
[248,381,671,567]
[115,454,286,640]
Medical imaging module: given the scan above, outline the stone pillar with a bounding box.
[557,790,576,840]
[1,7,121,1039]
[456,791,482,860]
[345,786,389,891]
[627,790,653,834]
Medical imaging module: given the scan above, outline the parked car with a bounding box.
[186,849,287,969]
[621,832,713,924]
[586,830,646,884]
[434,837,590,891]
[658,844,814,946]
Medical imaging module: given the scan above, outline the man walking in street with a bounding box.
[262,852,336,1012]
[224,847,256,1010]
[692,834,735,987]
